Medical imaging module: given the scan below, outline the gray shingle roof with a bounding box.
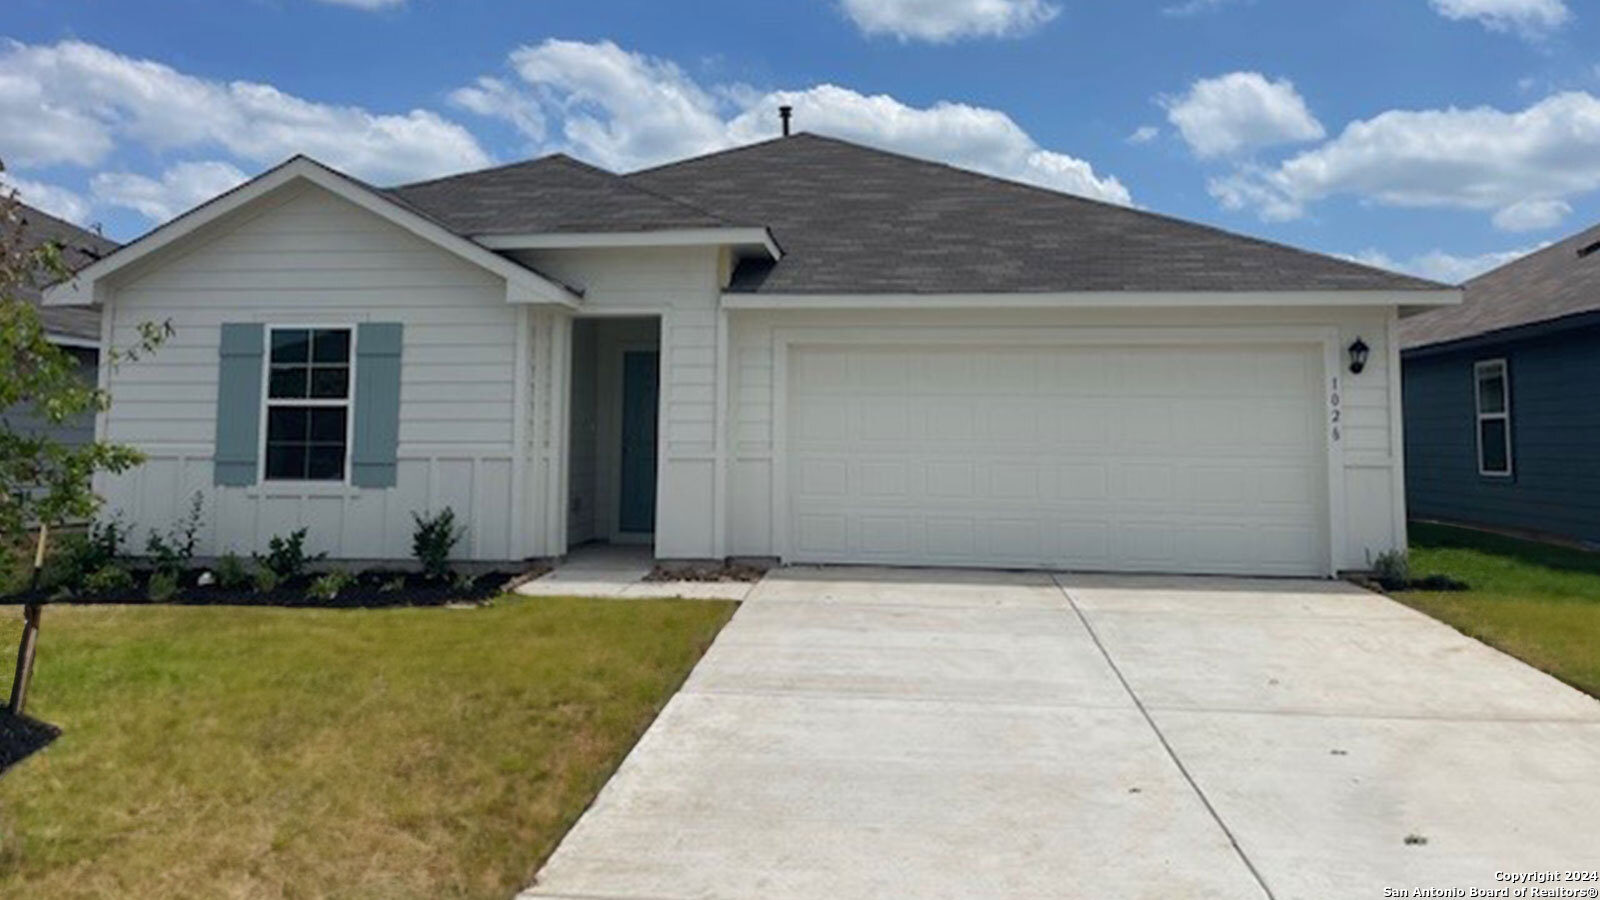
[6,201,116,341]
[1400,223,1600,350]
[627,134,1444,295]
[386,154,737,236]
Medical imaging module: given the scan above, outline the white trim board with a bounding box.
[475,228,782,261]
[723,289,1461,311]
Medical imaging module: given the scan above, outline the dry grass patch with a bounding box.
[0,595,735,899]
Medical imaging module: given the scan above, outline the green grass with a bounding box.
[1404,522,1600,697]
[0,595,735,899]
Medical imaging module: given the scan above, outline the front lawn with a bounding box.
[1404,522,1600,698]
[0,595,735,899]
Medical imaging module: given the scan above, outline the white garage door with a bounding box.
[784,342,1329,576]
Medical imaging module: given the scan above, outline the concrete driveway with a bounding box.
[521,569,1600,900]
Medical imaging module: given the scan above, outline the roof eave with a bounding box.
[473,227,783,261]
[721,288,1463,310]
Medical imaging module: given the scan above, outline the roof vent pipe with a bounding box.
[779,105,793,137]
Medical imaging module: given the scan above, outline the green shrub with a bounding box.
[308,570,354,602]
[214,552,253,591]
[146,491,204,577]
[1370,549,1410,590]
[254,528,325,581]
[253,567,280,594]
[44,517,128,591]
[83,563,135,596]
[147,568,180,603]
[411,508,465,581]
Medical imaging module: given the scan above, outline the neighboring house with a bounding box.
[46,133,1457,576]
[1401,223,1600,547]
[3,201,117,453]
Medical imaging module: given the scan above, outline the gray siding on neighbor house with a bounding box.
[1,346,98,452]
[1404,323,1600,545]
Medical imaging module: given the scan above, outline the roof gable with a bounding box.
[1401,222,1600,350]
[45,157,580,308]
[629,133,1444,295]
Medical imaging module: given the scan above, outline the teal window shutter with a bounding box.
[214,323,264,486]
[351,323,403,488]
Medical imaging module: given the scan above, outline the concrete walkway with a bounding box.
[520,568,1600,900]
[515,544,757,601]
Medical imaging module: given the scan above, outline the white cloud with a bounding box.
[1209,169,1306,222]
[1491,197,1572,231]
[1429,0,1570,38]
[1344,246,1539,283]
[450,77,547,142]
[313,0,404,7]
[1163,72,1325,159]
[0,173,91,225]
[91,160,248,223]
[1216,92,1600,228]
[1128,125,1160,144]
[455,39,1131,205]
[1163,0,1245,15]
[0,39,489,184]
[839,0,1059,42]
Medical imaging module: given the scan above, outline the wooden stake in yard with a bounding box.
[8,522,48,715]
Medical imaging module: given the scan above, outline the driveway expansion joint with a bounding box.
[1053,574,1278,900]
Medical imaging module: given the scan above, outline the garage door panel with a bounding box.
[786,343,1328,576]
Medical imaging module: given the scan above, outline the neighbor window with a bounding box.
[1474,359,1512,477]
[264,327,352,481]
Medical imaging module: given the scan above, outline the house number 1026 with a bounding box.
[1329,376,1342,442]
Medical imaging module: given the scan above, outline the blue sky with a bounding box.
[4,0,1598,282]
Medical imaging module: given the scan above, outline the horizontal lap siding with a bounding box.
[100,184,521,561]
[1404,326,1600,544]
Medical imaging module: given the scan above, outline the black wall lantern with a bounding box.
[1348,338,1370,374]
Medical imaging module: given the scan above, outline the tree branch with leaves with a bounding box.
[2,158,170,715]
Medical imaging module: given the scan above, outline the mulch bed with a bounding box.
[1,568,541,609]
[0,709,61,775]
[1351,573,1473,594]
[644,561,769,584]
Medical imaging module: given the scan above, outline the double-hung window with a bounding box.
[1474,359,1512,477]
[265,327,352,481]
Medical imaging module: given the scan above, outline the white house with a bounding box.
[46,133,1458,577]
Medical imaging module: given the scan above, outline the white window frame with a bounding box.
[259,324,358,485]
[1474,358,1513,478]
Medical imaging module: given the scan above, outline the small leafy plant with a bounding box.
[309,570,354,602]
[146,491,204,577]
[45,516,129,592]
[1369,549,1410,591]
[83,563,135,596]
[411,508,465,581]
[146,568,180,603]
[254,528,325,581]
[253,567,280,594]
[215,552,253,591]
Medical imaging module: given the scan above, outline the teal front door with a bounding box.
[618,351,659,534]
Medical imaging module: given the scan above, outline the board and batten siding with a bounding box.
[98,184,524,561]
[727,305,1406,572]
[510,246,724,559]
[1404,324,1600,545]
